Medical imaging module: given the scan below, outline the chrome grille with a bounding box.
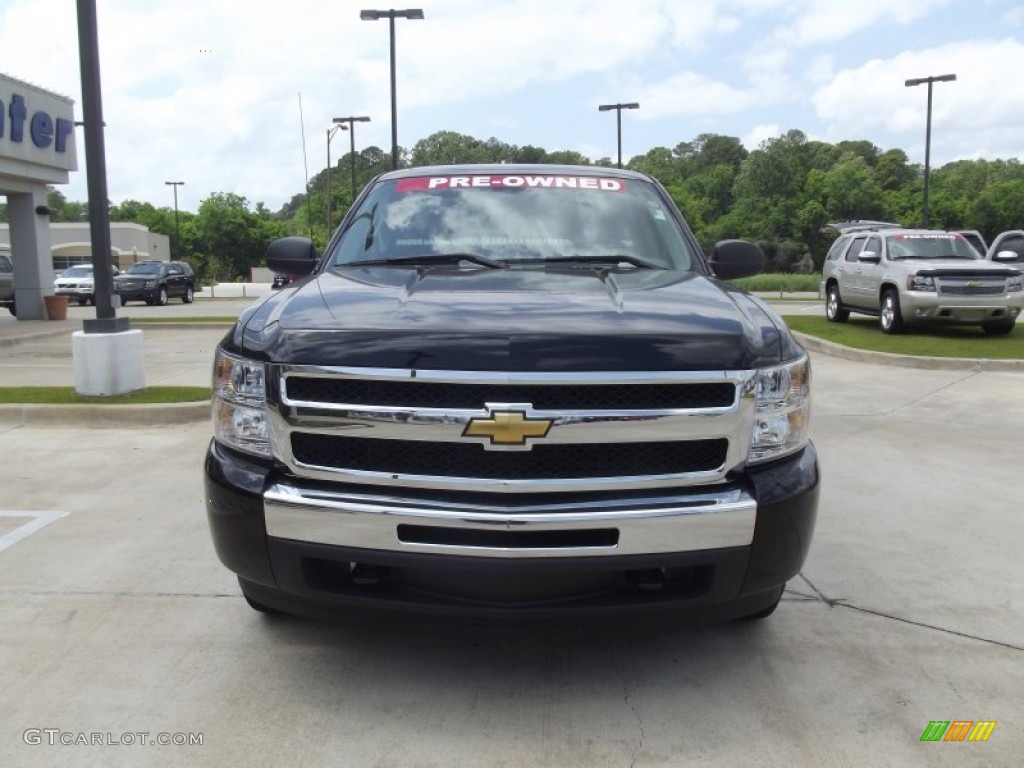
[291,434,729,479]
[285,377,735,410]
[269,366,756,493]
[939,278,1005,296]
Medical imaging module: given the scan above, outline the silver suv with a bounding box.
[822,224,1023,334]
[0,252,14,315]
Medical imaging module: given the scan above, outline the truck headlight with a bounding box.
[908,274,936,292]
[212,349,271,456]
[144,280,158,288]
[1007,274,1022,293]
[748,355,811,464]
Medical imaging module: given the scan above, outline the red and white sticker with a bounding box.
[892,234,960,240]
[396,175,626,193]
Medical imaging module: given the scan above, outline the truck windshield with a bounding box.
[887,235,981,260]
[328,174,699,271]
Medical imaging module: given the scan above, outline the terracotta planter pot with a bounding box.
[43,294,69,321]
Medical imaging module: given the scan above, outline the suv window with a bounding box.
[863,236,883,258]
[844,237,866,262]
[994,234,1024,262]
[825,238,848,262]
[0,254,11,272]
[126,262,165,275]
[168,264,183,275]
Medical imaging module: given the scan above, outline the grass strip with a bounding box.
[785,316,1023,359]
[732,273,821,292]
[0,386,212,404]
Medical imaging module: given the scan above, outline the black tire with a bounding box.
[77,299,87,306]
[743,586,784,620]
[7,305,14,316]
[825,284,849,322]
[156,287,168,306]
[879,289,904,334]
[981,321,1015,336]
[120,298,128,307]
[183,286,194,304]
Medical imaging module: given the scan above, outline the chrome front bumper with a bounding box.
[264,482,756,559]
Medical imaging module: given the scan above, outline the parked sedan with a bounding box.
[53,264,120,306]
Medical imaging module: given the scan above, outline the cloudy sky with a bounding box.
[2,0,1022,213]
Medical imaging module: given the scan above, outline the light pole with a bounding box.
[164,181,184,256]
[326,122,347,234]
[334,116,372,204]
[904,74,956,228]
[360,8,424,169]
[598,102,640,169]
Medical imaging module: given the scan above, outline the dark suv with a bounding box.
[114,260,195,306]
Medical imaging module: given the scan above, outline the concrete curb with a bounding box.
[131,323,234,331]
[793,332,1024,372]
[0,327,77,347]
[0,401,211,428]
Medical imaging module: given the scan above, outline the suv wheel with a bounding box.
[879,289,904,334]
[183,286,194,304]
[825,284,849,323]
[982,320,1015,336]
[157,287,168,306]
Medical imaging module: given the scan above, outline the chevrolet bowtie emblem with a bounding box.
[463,408,552,447]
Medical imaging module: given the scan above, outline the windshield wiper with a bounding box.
[341,253,508,269]
[512,254,665,270]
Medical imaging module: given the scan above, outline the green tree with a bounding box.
[194,193,286,281]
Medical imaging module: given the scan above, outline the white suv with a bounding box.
[822,224,1023,335]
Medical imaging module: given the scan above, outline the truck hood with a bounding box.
[894,258,1020,274]
[228,267,801,372]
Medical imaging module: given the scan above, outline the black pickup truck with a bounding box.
[204,165,819,621]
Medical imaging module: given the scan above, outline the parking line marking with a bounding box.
[0,511,69,553]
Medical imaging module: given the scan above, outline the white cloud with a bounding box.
[1003,6,1024,26]
[812,39,1024,161]
[0,0,1017,214]
[729,0,952,47]
[741,123,782,150]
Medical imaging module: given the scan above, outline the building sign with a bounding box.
[0,73,77,174]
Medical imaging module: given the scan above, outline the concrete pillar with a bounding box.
[8,187,53,321]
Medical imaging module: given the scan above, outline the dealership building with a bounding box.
[0,221,170,276]
[0,72,80,320]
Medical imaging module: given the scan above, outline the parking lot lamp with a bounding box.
[904,74,956,228]
[165,181,184,257]
[326,123,347,234]
[360,9,424,169]
[334,116,372,204]
[598,102,640,169]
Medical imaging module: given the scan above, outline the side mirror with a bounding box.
[708,239,764,280]
[994,250,1021,262]
[267,237,318,276]
[858,251,881,264]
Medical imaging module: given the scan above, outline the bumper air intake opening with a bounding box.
[396,525,619,550]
